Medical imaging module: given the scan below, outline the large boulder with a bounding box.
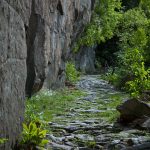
[117,99,150,123]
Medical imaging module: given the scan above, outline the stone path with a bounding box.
[47,75,150,150]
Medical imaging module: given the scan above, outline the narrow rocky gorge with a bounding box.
[47,75,150,150]
[1,0,150,150]
[0,1,93,149]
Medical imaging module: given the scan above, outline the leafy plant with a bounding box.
[140,0,150,17]
[79,0,122,47]
[72,0,122,53]
[0,138,8,145]
[66,62,80,84]
[19,122,48,149]
[120,48,150,97]
[126,63,150,97]
[117,8,149,51]
[25,102,42,124]
[98,2,150,97]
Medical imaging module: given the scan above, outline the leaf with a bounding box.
[39,139,49,147]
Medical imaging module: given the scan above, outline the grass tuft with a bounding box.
[25,88,86,124]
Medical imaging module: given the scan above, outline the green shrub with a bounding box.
[78,0,122,47]
[103,48,150,98]
[117,8,149,51]
[120,48,150,97]
[0,138,7,145]
[102,67,119,85]
[19,122,48,149]
[126,62,150,97]
[25,102,42,124]
[102,67,127,89]
[66,62,80,84]
[77,0,150,99]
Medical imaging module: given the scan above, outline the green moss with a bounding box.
[0,138,8,145]
[85,141,96,148]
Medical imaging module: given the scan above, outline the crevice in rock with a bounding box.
[25,0,38,97]
[57,0,64,15]
[91,0,96,10]
[74,9,79,22]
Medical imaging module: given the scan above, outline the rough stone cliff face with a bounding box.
[0,0,93,149]
[75,46,96,74]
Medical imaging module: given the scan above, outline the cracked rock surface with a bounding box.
[0,1,93,149]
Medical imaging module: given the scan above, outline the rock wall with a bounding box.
[25,0,93,96]
[75,46,96,74]
[0,1,27,149]
[0,0,93,149]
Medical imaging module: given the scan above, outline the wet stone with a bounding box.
[83,119,100,124]
[95,134,112,142]
[107,143,127,150]
[75,134,94,141]
[80,108,101,113]
[49,142,72,150]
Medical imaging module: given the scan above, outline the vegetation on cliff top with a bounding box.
[78,0,150,98]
